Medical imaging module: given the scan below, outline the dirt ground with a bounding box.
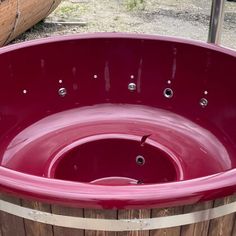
[12,0,236,50]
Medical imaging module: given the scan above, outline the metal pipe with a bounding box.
[208,0,226,44]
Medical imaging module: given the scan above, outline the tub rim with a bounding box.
[1,32,236,56]
[1,166,236,209]
[0,33,236,209]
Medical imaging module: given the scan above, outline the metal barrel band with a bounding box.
[0,199,236,231]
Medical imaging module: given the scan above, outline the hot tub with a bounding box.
[0,33,236,236]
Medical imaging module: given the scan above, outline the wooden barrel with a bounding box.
[0,0,61,46]
[1,193,236,236]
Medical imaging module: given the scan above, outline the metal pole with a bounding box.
[208,0,226,44]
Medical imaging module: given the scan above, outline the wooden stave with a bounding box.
[0,0,61,47]
[0,193,236,236]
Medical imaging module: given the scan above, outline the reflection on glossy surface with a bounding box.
[2,104,231,181]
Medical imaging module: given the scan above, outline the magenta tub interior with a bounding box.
[0,33,236,209]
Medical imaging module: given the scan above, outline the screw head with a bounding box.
[128,83,137,92]
[200,98,208,108]
[58,88,67,97]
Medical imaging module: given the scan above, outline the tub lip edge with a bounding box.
[0,32,235,57]
[0,166,236,209]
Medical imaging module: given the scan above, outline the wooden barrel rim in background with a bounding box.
[0,0,61,47]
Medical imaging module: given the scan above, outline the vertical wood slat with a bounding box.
[180,200,213,236]
[22,200,53,236]
[118,209,151,236]
[0,204,2,236]
[0,194,26,236]
[150,206,183,236]
[207,196,236,236]
[1,194,236,235]
[118,209,150,236]
[84,209,118,236]
[230,214,236,236]
[52,204,84,236]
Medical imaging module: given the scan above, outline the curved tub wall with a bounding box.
[0,0,61,46]
[0,34,236,212]
[0,35,236,173]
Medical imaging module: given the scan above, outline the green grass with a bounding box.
[52,2,87,19]
[125,0,145,10]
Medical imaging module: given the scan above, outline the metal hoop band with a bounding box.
[0,199,236,231]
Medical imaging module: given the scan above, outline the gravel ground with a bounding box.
[12,0,236,50]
